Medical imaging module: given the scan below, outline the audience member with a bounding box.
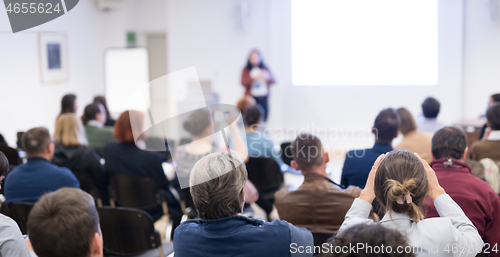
[174,108,248,217]
[275,134,360,236]
[174,152,313,257]
[0,134,7,147]
[27,188,103,257]
[425,127,500,254]
[59,94,77,115]
[244,106,285,167]
[4,127,79,203]
[321,223,415,257]
[339,150,484,256]
[93,96,115,126]
[418,97,445,133]
[341,108,399,188]
[394,108,433,163]
[0,152,36,257]
[52,113,108,204]
[82,103,116,156]
[470,103,500,161]
[479,93,500,139]
[104,111,182,229]
[236,95,256,113]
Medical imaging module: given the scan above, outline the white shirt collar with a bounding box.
[87,120,104,128]
[488,130,500,141]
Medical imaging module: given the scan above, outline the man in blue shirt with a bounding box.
[341,108,399,188]
[5,127,79,203]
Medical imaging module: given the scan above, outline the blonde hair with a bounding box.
[375,150,428,223]
[54,113,86,146]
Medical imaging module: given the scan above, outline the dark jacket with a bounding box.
[425,160,500,255]
[52,145,108,201]
[104,142,180,219]
[5,157,80,203]
[174,215,313,257]
[275,173,361,234]
[341,143,393,188]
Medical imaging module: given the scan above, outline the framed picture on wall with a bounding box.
[39,33,68,84]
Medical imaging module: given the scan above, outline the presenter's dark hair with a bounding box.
[431,126,467,160]
[60,94,77,114]
[373,108,400,142]
[246,49,265,70]
[421,97,440,118]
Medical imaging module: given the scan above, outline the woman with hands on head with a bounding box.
[339,150,484,257]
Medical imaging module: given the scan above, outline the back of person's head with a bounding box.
[322,223,415,257]
[487,103,500,130]
[396,108,417,136]
[22,127,51,156]
[82,103,101,126]
[190,152,246,219]
[28,188,102,257]
[60,94,77,115]
[236,96,256,113]
[491,93,500,103]
[373,108,400,142]
[54,113,85,146]
[93,96,111,118]
[291,134,324,172]
[374,150,428,223]
[243,106,262,128]
[0,151,8,177]
[431,126,467,160]
[421,97,440,118]
[114,110,144,143]
[183,109,211,137]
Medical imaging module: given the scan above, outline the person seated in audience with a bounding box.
[417,97,446,133]
[27,188,103,257]
[339,150,484,256]
[0,152,36,257]
[174,152,313,257]
[236,95,256,114]
[425,126,500,254]
[93,96,115,126]
[244,106,285,167]
[82,103,116,156]
[59,94,77,116]
[275,134,360,236]
[4,127,79,203]
[104,111,182,229]
[341,108,399,188]
[479,93,500,139]
[394,108,433,163]
[321,223,415,257]
[52,113,108,205]
[175,108,248,217]
[470,103,500,161]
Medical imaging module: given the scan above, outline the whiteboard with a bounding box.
[104,48,150,115]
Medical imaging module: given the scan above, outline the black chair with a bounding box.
[0,146,21,167]
[280,142,293,166]
[98,206,168,257]
[312,233,334,250]
[8,202,34,234]
[245,157,284,197]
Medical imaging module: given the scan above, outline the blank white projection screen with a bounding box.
[291,0,438,86]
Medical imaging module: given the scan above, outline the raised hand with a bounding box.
[414,153,446,200]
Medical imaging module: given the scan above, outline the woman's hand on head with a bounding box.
[360,154,385,204]
[415,153,446,200]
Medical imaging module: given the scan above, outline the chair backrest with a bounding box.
[280,142,293,166]
[312,233,334,252]
[0,146,20,166]
[98,206,162,255]
[8,202,34,234]
[245,157,283,193]
[109,173,164,210]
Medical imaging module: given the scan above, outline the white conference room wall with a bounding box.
[166,0,464,149]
